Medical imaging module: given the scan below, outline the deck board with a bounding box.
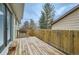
[8,37,65,55]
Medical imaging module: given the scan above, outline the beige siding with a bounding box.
[52,8,79,30]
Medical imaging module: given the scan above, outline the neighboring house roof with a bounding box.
[51,4,79,25]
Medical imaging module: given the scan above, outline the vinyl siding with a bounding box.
[52,8,79,30]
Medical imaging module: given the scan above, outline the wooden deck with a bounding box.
[8,37,65,55]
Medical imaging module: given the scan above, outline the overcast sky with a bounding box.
[21,3,78,26]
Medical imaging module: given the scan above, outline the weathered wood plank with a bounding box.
[8,37,65,55]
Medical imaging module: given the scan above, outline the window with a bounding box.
[0,4,13,53]
[0,4,5,52]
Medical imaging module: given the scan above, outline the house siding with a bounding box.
[52,7,79,30]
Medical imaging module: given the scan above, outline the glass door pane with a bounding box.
[7,10,11,42]
[0,4,5,47]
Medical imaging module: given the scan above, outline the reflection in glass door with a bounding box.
[7,9,11,43]
[0,4,4,47]
[0,4,5,53]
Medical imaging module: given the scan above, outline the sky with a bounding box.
[21,3,78,26]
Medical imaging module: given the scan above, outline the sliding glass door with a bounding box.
[0,4,13,53]
[0,4,5,52]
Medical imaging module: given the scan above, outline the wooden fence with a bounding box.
[29,29,79,55]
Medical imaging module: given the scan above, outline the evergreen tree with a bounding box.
[39,11,46,29]
[39,3,55,29]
